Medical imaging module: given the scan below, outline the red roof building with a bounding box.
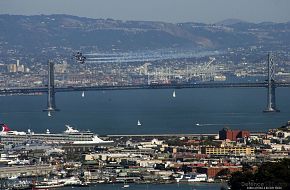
[219,128,250,141]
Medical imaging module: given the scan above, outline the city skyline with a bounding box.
[0,0,290,23]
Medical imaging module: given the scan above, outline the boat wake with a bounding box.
[195,122,267,127]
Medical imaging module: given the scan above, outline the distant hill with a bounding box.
[215,18,247,26]
[0,14,290,52]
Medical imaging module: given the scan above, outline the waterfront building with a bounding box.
[219,128,250,141]
[197,166,242,178]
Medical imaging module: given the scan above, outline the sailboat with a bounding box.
[172,90,176,98]
[81,91,85,98]
[137,120,142,126]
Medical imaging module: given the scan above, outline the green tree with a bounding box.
[229,159,290,190]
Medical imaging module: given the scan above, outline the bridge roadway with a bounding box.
[1,82,290,95]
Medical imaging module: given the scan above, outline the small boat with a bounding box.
[172,90,176,98]
[123,180,130,188]
[63,176,87,187]
[137,120,142,126]
[32,183,64,189]
[8,175,18,180]
[187,173,207,182]
[32,179,65,189]
[81,91,85,98]
[123,184,130,188]
[10,180,30,189]
[196,123,200,126]
[48,112,51,117]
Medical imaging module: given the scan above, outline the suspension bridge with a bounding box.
[0,53,289,113]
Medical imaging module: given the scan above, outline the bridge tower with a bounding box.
[264,53,279,112]
[43,61,58,113]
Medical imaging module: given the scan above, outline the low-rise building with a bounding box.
[201,146,254,155]
[219,128,250,141]
[197,166,242,178]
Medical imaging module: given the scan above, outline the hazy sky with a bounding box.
[1,0,290,23]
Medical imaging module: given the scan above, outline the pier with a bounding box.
[0,164,54,178]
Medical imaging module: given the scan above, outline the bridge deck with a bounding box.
[1,82,290,95]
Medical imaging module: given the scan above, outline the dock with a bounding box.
[0,164,54,178]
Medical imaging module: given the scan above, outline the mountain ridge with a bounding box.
[1,14,290,52]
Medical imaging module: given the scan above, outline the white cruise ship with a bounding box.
[175,173,207,183]
[0,124,113,145]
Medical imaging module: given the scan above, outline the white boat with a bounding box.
[175,174,184,183]
[63,176,87,186]
[0,125,114,145]
[48,111,51,117]
[0,157,12,163]
[172,90,176,98]
[81,91,85,98]
[73,135,114,145]
[64,125,80,133]
[207,178,214,182]
[123,180,130,188]
[123,184,130,188]
[8,158,30,165]
[175,173,207,183]
[0,154,13,163]
[32,182,64,189]
[187,173,207,182]
[8,175,18,180]
[137,120,142,126]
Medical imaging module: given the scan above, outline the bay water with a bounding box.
[1,88,290,135]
